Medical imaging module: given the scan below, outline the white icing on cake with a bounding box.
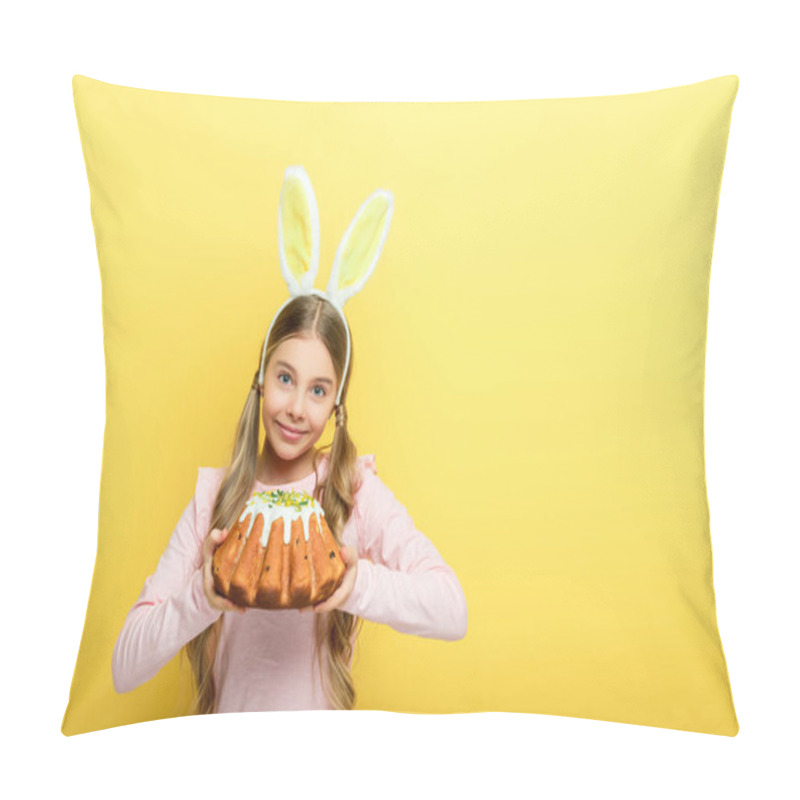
[237,489,326,548]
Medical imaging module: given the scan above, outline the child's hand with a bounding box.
[301,545,358,614]
[201,527,248,615]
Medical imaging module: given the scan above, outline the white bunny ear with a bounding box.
[277,165,321,295]
[326,188,393,309]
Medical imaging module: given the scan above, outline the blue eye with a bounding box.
[278,372,326,397]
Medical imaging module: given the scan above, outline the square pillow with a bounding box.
[63,74,740,736]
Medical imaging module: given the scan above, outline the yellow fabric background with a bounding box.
[63,74,739,736]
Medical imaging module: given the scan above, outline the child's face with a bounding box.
[262,335,338,460]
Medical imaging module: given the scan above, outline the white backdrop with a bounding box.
[3,1,798,797]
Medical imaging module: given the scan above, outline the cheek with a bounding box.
[312,404,333,430]
[263,395,281,419]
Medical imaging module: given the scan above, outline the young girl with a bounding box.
[111,166,468,714]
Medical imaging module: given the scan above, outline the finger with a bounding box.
[316,569,355,612]
[203,529,217,559]
[205,528,225,566]
[314,589,339,613]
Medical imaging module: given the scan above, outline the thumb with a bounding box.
[208,527,227,552]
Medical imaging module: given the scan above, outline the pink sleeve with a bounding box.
[111,468,224,693]
[338,455,468,641]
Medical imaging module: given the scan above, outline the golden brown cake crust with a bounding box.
[212,489,346,610]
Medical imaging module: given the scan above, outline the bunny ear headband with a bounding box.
[258,165,394,407]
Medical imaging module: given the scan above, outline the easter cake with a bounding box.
[212,489,346,610]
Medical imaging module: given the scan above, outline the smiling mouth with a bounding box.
[278,422,306,435]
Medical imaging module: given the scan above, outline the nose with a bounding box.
[286,388,306,421]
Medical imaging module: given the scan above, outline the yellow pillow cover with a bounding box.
[63,74,740,737]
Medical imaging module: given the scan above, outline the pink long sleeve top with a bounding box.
[112,453,468,712]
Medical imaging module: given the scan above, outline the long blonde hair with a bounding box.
[182,294,364,713]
